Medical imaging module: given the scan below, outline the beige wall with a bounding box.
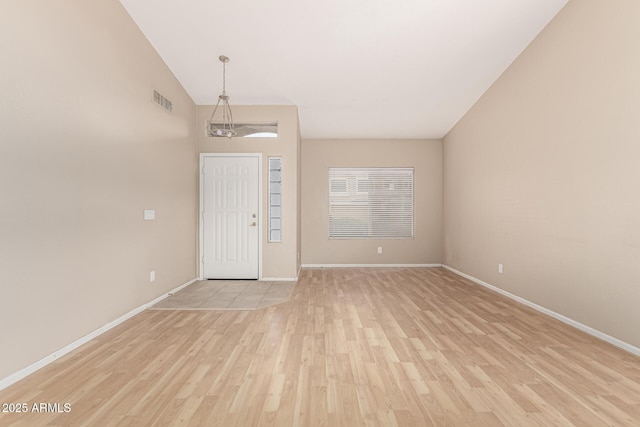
[444,0,640,348]
[302,139,442,265]
[0,1,198,380]
[197,105,300,279]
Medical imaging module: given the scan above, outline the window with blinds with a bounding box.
[328,167,414,239]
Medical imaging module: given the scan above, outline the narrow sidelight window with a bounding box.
[268,157,282,242]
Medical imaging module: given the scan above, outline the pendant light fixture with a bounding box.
[207,55,236,138]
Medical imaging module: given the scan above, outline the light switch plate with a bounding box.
[144,210,155,220]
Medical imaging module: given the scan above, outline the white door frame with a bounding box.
[199,153,262,280]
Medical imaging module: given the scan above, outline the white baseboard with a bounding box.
[0,278,198,392]
[442,265,640,357]
[301,264,442,268]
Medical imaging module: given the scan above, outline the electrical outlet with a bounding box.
[377,247,383,254]
[498,264,503,274]
[150,271,156,282]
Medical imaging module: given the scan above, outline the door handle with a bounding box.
[251,222,257,227]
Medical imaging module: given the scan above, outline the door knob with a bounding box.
[251,222,257,227]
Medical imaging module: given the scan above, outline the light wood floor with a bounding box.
[1,267,640,426]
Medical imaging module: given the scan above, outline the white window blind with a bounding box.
[329,168,414,239]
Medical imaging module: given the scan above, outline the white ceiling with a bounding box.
[119,0,568,139]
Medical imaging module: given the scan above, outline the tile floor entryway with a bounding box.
[150,280,295,310]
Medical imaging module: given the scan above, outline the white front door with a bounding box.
[201,155,260,279]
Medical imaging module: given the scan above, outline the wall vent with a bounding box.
[153,90,173,112]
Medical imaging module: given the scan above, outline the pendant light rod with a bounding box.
[219,55,229,96]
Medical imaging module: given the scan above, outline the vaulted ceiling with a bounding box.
[119,0,568,139]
